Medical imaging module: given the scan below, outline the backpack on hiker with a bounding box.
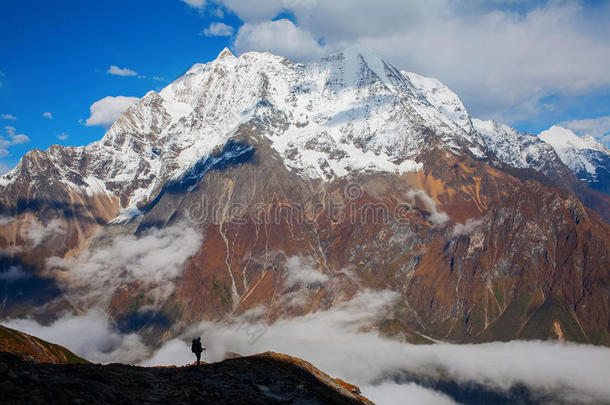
[191,338,202,354]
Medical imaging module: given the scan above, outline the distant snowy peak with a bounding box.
[472,118,560,172]
[470,119,609,194]
[539,125,609,155]
[539,126,610,191]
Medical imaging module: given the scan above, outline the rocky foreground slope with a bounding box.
[0,325,372,404]
[0,350,372,405]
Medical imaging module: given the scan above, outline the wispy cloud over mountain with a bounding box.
[83,95,139,128]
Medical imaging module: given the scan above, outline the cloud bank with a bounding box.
[203,22,234,36]
[46,223,202,304]
[1,309,148,364]
[363,381,458,405]
[188,291,610,404]
[2,287,610,403]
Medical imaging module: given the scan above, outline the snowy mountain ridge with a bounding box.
[1,46,477,214]
[471,118,561,171]
[1,46,607,220]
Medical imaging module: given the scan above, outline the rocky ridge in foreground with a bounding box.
[0,350,373,405]
[0,324,372,404]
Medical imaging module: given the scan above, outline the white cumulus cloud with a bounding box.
[283,256,329,289]
[202,22,234,36]
[1,114,16,120]
[107,65,138,77]
[84,95,139,128]
[234,19,327,61]
[0,126,30,157]
[220,0,610,121]
[181,0,206,9]
[406,189,449,226]
[215,0,285,22]
[42,111,53,119]
[139,338,194,367]
[24,218,66,248]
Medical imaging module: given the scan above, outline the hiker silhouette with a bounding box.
[191,337,204,365]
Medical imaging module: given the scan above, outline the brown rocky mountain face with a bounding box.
[146,131,608,346]
[0,48,609,351]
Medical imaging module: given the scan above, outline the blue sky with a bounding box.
[1,0,609,172]
[0,0,240,171]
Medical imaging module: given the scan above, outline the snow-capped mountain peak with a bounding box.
[539,125,609,154]
[217,46,236,60]
[402,71,473,134]
[332,45,396,89]
[538,125,610,190]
